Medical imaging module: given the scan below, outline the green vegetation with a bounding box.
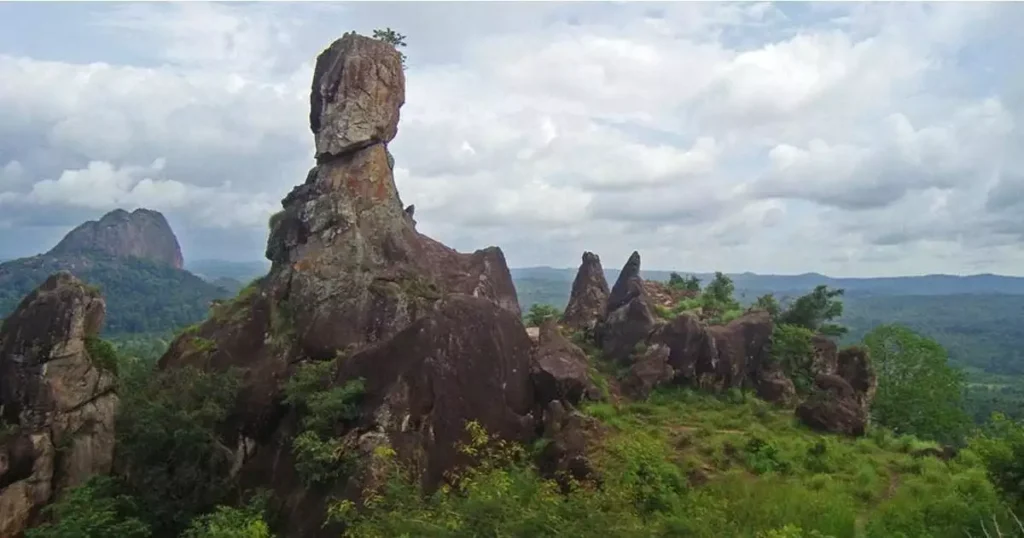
[668,272,701,293]
[778,286,847,337]
[372,27,407,67]
[524,303,561,327]
[866,324,972,444]
[181,494,274,538]
[332,391,1012,538]
[0,254,229,335]
[770,324,817,394]
[284,360,366,487]
[84,335,120,374]
[115,364,242,535]
[26,477,150,538]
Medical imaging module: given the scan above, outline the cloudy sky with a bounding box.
[0,2,1022,277]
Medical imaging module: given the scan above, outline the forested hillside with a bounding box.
[0,254,231,334]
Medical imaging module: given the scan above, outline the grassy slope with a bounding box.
[579,386,998,537]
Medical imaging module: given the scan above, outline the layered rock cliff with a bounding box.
[0,272,118,536]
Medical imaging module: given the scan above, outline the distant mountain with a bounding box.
[186,259,270,284]
[511,266,1024,297]
[48,208,185,269]
[0,209,230,335]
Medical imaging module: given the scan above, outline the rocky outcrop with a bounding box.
[157,32,530,536]
[622,344,674,399]
[595,252,657,363]
[531,320,599,405]
[537,400,594,483]
[561,252,609,332]
[334,295,535,487]
[0,272,118,536]
[47,208,184,269]
[796,346,877,436]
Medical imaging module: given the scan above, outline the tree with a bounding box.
[778,285,846,337]
[26,477,151,538]
[754,293,781,319]
[700,272,740,322]
[668,272,700,293]
[525,303,561,327]
[372,27,407,68]
[864,324,971,443]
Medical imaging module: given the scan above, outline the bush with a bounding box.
[26,477,150,538]
[115,366,241,535]
[524,303,561,327]
[182,493,274,538]
[770,324,816,394]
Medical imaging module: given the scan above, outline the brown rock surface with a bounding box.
[596,252,656,363]
[310,32,405,160]
[561,252,609,332]
[796,345,877,436]
[157,32,531,535]
[531,320,599,405]
[622,344,675,399]
[47,208,184,268]
[0,272,118,536]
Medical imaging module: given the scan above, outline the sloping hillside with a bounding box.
[0,209,231,335]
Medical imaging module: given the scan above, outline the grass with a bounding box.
[576,386,1005,537]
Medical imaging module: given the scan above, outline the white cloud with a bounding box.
[0,2,1020,274]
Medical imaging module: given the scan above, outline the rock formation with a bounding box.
[531,319,600,405]
[47,208,184,269]
[595,251,657,363]
[0,272,118,536]
[157,32,530,535]
[561,252,609,332]
[796,346,877,436]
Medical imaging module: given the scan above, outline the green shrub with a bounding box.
[115,366,241,535]
[770,324,816,394]
[26,477,150,538]
[84,335,120,375]
[182,493,274,538]
[524,303,561,327]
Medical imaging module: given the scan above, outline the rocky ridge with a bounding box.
[0,272,118,537]
[564,250,877,434]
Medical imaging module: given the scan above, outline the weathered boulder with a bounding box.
[311,32,405,161]
[836,346,876,413]
[537,400,594,483]
[642,280,696,311]
[706,310,774,390]
[596,252,656,363]
[649,313,716,382]
[622,344,675,399]
[531,320,599,405]
[796,345,877,436]
[796,374,868,436]
[561,252,609,332]
[810,335,838,376]
[0,272,118,536]
[335,295,535,488]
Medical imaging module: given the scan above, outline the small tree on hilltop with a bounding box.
[778,285,846,337]
[668,272,701,293]
[373,27,407,68]
[753,293,781,319]
[525,304,561,328]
